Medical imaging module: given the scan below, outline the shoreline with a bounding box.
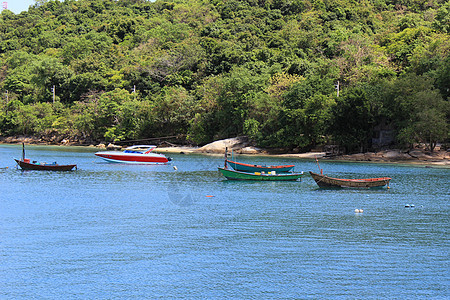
[1,136,448,168]
[155,146,450,167]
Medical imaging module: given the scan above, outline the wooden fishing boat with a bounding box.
[15,159,77,171]
[309,171,391,188]
[223,147,295,173]
[218,167,303,181]
[15,143,77,171]
[226,159,295,173]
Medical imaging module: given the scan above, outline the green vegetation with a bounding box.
[0,0,449,152]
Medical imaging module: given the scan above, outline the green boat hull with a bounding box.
[218,167,303,181]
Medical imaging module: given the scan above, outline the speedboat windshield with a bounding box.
[124,145,157,154]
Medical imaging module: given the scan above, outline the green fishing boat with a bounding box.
[218,167,303,181]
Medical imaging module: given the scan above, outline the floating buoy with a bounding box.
[173,166,178,170]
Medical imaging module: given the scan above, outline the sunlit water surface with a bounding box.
[0,145,448,298]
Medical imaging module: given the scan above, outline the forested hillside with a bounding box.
[0,0,449,152]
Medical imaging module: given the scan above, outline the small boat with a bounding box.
[226,159,295,173]
[223,147,295,173]
[309,171,391,188]
[15,143,77,171]
[218,167,303,181]
[95,145,171,164]
[15,159,77,171]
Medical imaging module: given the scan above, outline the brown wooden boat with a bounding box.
[14,143,77,171]
[309,171,391,188]
[15,159,77,171]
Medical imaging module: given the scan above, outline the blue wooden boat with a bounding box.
[226,159,295,173]
[223,147,295,173]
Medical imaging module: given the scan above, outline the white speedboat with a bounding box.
[95,145,171,164]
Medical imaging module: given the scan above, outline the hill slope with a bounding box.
[0,0,448,152]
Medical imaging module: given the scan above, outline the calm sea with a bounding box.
[0,144,448,299]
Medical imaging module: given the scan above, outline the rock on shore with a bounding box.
[0,134,93,146]
[194,136,262,154]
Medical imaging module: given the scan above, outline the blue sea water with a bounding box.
[0,144,448,299]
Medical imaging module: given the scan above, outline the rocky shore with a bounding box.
[0,135,92,146]
[157,137,450,167]
[1,135,449,167]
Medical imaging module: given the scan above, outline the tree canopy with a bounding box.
[0,0,448,152]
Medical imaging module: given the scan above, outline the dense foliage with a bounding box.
[0,0,449,152]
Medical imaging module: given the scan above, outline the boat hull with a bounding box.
[219,167,303,181]
[15,159,77,171]
[309,171,391,188]
[95,152,169,164]
[226,159,294,173]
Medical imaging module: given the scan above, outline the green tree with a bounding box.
[0,0,449,148]
[434,55,450,100]
[151,85,196,137]
[433,2,450,33]
[330,87,376,153]
[213,67,269,138]
[265,74,335,150]
[387,74,449,150]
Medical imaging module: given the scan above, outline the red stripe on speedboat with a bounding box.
[96,154,168,163]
